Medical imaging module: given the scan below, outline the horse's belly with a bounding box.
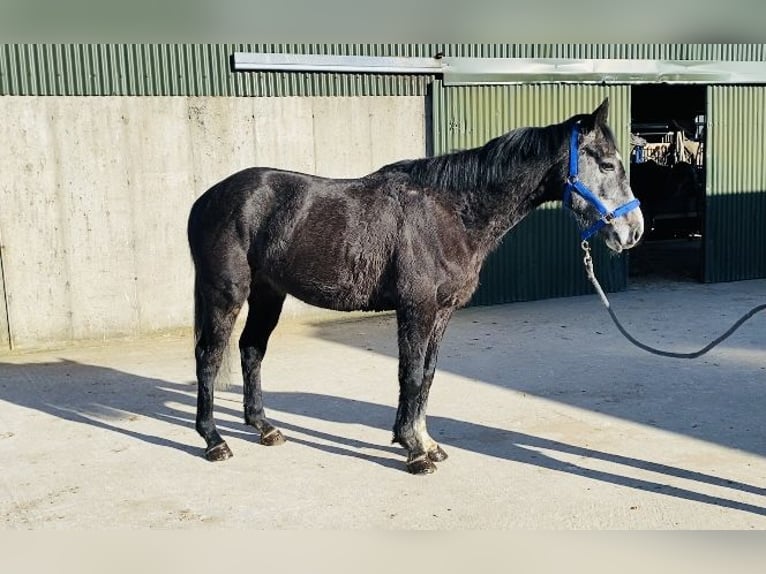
[261,195,398,311]
[267,254,395,312]
[283,278,394,312]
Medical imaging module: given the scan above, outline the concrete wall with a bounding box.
[0,96,426,350]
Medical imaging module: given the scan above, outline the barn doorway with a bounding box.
[629,84,706,283]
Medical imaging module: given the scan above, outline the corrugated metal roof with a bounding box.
[3,44,766,97]
[0,44,431,96]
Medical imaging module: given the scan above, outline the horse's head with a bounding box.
[565,98,644,253]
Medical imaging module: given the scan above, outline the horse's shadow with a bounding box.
[0,359,763,517]
[0,359,204,456]
[306,307,766,459]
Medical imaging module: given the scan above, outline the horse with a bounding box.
[186,98,644,474]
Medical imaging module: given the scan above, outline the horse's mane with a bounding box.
[381,117,584,193]
[380,113,617,195]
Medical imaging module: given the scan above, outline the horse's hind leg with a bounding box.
[240,281,287,446]
[194,278,248,461]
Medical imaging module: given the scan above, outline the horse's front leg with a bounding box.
[393,305,452,474]
[417,308,454,464]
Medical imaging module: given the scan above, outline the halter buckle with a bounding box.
[581,240,593,270]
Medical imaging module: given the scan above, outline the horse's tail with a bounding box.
[192,269,235,391]
[189,198,205,353]
[192,270,205,350]
[189,193,235,392]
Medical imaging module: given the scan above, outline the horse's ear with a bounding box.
[592,97,609,126]
[580,98,609,133]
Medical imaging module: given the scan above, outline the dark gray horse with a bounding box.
[187,98,644,474]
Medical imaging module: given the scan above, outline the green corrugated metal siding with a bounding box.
[0,44,431,96]
[4,44,766,97]
[704,86,766,282]
[432,82,631,305]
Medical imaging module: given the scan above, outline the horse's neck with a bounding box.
[458,156,563,254]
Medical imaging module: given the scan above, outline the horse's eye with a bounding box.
[599,161,616,172]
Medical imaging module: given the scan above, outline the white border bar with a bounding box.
[233,53,766,85]
[232,52,443,75]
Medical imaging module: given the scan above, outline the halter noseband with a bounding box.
[564,123,641,241]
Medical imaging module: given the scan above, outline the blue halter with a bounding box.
[564,123,641,241]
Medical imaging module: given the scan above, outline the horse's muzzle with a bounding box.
[604,209,644,252]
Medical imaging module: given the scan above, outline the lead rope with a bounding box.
[581,241,766,359]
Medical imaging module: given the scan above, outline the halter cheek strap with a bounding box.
[564,123,641,241]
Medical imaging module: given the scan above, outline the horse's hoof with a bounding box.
[428,445,448,462]
[205,442,233,462]
[406,454,437,475]
[260,428,286,446]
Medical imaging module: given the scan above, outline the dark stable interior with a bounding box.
[629,84,706,282]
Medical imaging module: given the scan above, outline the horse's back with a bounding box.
[188,166,408,311]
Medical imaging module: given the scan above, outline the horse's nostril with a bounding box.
[632,228,642,244]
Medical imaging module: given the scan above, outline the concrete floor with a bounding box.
[0,279,764,529]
